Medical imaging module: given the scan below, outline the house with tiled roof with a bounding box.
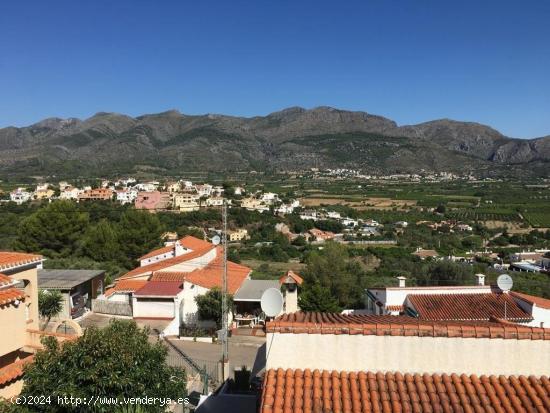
[0,251,75,399]
[308,228,335,243]
[253,311,550,413]
[265,312,550,376]
[365,274,550,327]
[134,191,171,211]
[104,236,252,334]
[260,368,550,413]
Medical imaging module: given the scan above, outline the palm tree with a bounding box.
[38,289,63,329]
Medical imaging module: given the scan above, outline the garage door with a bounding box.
[134,298,174,318]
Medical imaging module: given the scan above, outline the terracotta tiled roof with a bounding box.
[0,251,42,271]
[150,271,188,281]
[408,293,533,322]
[134,281,183,297]
[137,236,212,261]
[279,270,304,286]
[0,288,26,305]
[138,244,175,261]
[511,291,550,310]
[386,305,404,312]
[105,279,148,297]
[267,312,550,340]
[119,244,216,280]
[0,356,33,386]
[0,273,12,286]
[148,248,251,294]
[185,250,251,294]
[179,235,212,251]
[260,368,550,413]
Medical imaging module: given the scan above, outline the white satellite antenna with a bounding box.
[261,288,284,317]
[211,235,221,245]
[497,274,514,292]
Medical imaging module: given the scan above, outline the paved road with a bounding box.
[79,313,265,375]
[168,339,265,377]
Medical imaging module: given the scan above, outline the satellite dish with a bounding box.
[261,288,284,317]
[497,274,513,292]
[211,235,221,245]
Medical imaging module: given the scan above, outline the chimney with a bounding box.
[475,273,485,286]
[396,276,407,288]
[174,241,185,257]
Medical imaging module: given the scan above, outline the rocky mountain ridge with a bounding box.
[0,107,548,177]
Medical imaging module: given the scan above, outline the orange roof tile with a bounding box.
[260,368,550,413]
[184,249,251,294]
[134,281,183,297]
[138,244,175,261]
[267,312,550,340]
[137,236,212,261]
[279,270,304,286]
[511,291,550,310]
[0,273,12,286]
[150,271,188,281]
[408,293,532,322]
[386,305,404,312]
[179,235,213,250]
[105,279,148,297]
[0,288,25,306]
[0,356,33,386]
[0,251,42,271]
[119,244,216,280]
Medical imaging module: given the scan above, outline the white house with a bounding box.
[205,196,224,207]
[115,189,138,205]
[135,182,159,192]
[261,192,279,204]
[59,186,81,200]
[195,184,213,197]
[105,236,252,334]
[364,275,550,327]
[10,188,32,204]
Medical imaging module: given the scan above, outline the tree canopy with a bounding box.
[38,290,63,327]
[19,320,186,413]
[298,283,341,312]
[195,288,233,329]
[14,201,89,258]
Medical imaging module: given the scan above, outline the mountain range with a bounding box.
[0,106,549,178]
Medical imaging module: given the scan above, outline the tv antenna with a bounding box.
[261,288,284,318]
[221,200,228,375]
[496,274,513,320]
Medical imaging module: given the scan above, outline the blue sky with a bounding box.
[1,1,549,138]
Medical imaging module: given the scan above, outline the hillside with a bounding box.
[0,107,548,178]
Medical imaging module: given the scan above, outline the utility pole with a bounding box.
[221,199,229,379]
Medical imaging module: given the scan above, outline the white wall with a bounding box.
[515,299,550,328]
[133,298,175,318]
[265,332,550,376]
[108,293,130,303]
[140,252,175,267]
[531,306,550,328]
[170,248,217,273]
